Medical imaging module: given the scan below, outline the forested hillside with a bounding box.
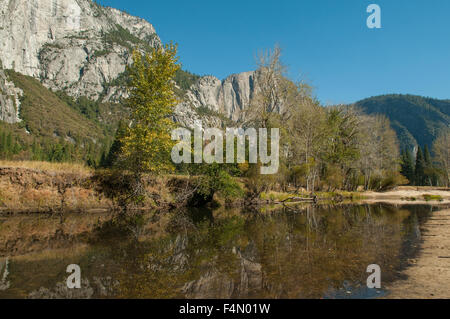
[0,68,200,165]
[0,70,115,164]
[355,94,450,150]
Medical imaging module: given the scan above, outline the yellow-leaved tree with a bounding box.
[109,44,180,209]
[119,44,180,177]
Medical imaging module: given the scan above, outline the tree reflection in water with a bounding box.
[0,204,441,299]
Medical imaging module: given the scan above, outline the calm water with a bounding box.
[0,204,445,299]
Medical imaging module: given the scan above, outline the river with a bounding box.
[0,203,447,299]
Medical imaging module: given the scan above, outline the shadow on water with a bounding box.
[0,203,446,299]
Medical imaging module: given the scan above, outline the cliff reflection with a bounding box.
[0,204,438,299]
[110,204,429,299]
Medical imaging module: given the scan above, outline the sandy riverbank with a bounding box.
[362,186,450,205]
[359,187,450,299]
[386,208,450,299]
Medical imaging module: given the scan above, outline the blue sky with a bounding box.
[98,0,450,105]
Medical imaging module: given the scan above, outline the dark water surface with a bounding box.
[0,204,446,299]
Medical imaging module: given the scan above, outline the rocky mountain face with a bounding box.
[0,0,160,102]
[0,69,23,123]
[175,71,258,128]
[0,0,259,134]
[185,72,256,121]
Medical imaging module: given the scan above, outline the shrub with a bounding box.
[423,194,444,202]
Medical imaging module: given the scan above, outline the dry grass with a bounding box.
[0,161,92,175]
[260,191,295,202]
[11,245,89,262]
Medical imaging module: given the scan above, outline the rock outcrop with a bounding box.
[0,0,161,101]
[183,72,257,122]
[0,69,23,123]
[181,246,263,299]
[174,71,258,128]
[0,0,259,127]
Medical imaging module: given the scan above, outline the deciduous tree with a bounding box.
[119,44,180,177]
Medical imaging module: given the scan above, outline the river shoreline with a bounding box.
[386,208,450,299]
[362,186,450,205]
[0,165,449,214]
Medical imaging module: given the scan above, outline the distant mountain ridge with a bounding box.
[354,94,450,151]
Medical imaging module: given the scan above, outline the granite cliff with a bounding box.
[0,0,260,129]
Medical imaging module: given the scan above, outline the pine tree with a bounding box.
[0,131,6,157]
[415,146,425,186]
[400,149,415,184]
[31,139,39,160]
[51,143,65,162]
[12,140,21,155]
[102,120,127,168]
[6,133,12,155]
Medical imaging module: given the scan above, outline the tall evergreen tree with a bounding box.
[415,146,426,186]
[0,131,6,157]
[400,149,415,184]
[102,120,127,168]
[6,133,12,155]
